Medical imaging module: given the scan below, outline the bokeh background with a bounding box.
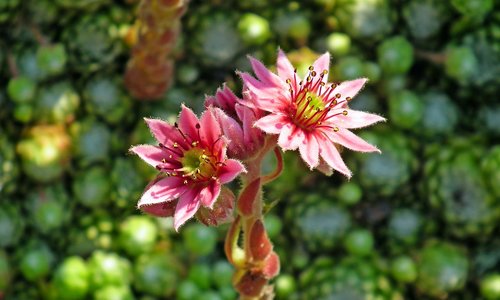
[1,0,499,299]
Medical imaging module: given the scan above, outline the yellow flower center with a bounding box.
[180,147,217,181]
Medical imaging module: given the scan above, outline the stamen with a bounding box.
[159,143,183,156]
[174,122,190,145]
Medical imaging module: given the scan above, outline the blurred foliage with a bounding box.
[0,0,499,299]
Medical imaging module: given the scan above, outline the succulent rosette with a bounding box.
[239,50,386,177]
[130,105,246,231]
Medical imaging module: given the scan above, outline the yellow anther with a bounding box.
[308,66,314,71]
[346,97,352,101]
[335,93,341,98]
[333,126,339,132]
[343,110,348,116]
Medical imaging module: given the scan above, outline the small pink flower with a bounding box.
[239,50,385,177]
[130,105,246,231]
[205,85,264,160]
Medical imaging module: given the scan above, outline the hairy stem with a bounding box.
[225,136,279,299]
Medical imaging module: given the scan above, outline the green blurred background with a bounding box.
[1,0,499,299]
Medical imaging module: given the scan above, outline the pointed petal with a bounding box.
[312,52,330,79]
[316,158,333,176]
[200,108,222,146]
[336,109,386,129]
[144,118,178,144]
[199,182,221,208]
[319,137,352,178]
[277,49,295,81]
[278,124,303,151]
[178,105,200,143]
[138,177,186,208]
[254,114,288,134]
[237,104,263,147]
[299,133,320,169]
[249,56,283,86]
[204,94,217,108]
[174,187,201,231]
[130,145,165,167]
[239,72,288,111]
[141,200,177,217]
[328,128,380,153]
[219,159,246,183]
[333,78,368,103]
[206,84,239,115]
[212,107,244,151]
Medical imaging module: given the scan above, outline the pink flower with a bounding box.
[240,50,385,177]
[130,105,246,231]
[205,84,264,160]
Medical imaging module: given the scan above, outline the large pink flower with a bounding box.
[240,50,385,177]
[205,84,264,160]
[130,105,246,231]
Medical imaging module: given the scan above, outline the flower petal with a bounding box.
[178,105,200,143]
[278,124,303,151]
[318,136,352,178]
[328,128,380,153]
[199,182,221,208]
[277,49,296,81]
[336,109,386,129]
[249,56,283,86]
[254,114,288,134]
[144,118,178,144]
[205,85,239,116]
[200,108,222,146]
[138,177,187,208]
[333,78,368,102]
[219,159,246,184]
[316,158,333,176]
[130,145,165,167]
[212,107,244,153]
[237,104,263,147]
[312,52,330,80]
[141,200,177,218]
[174,187,201,231]
[239,72,288,112]
[299,133,320,169]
